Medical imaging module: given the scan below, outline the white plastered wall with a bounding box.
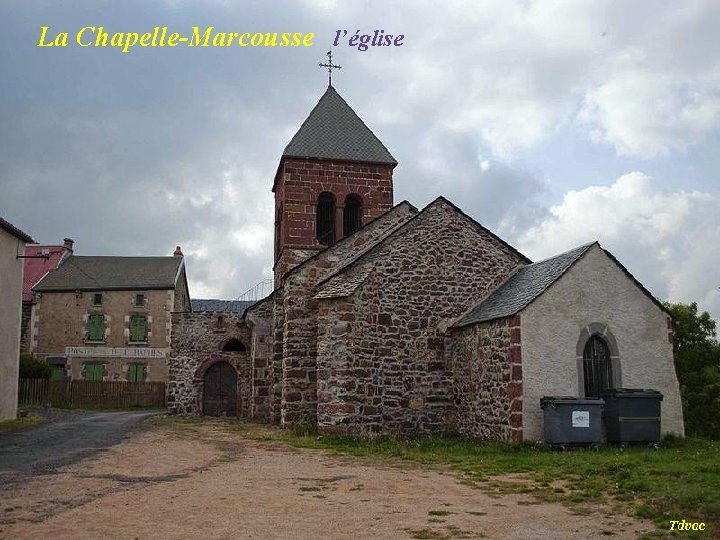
[520,244,684,441]
[0,230,25,420]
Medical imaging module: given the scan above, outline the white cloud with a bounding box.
[579,65,720,158]
[516,172,720,320]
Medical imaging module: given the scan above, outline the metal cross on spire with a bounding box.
[319,50,341,86]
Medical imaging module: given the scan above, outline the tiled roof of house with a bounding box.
[22,245,68,302]
[191,299,256,313]
[33,255,183,291]
[452,243,596,327]
[0,216,34,243]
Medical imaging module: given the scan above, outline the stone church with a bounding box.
[168,85,684,442]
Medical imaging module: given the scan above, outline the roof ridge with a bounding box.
[525,241,598,266]
[281,200,418,279]
[317,197,531,288]
[451,242,596,328]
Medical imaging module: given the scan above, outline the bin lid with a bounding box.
[540,396,605,408]
[602,388,663,399]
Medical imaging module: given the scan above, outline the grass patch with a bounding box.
[279,432,719,535]
[0,413,43,434]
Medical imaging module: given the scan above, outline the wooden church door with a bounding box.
[203,362,238,416]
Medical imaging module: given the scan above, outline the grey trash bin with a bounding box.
[540,396,604,447]
[602,388,663,445]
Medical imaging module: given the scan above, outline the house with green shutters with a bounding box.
[29,245,191,382]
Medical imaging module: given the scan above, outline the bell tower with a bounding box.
[272,85,397,285]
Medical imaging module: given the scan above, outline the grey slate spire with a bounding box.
[281,86,397,166]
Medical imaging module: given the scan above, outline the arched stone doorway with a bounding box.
[202,361,238,416]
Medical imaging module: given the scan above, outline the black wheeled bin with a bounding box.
[540,396,604,447]
[602,388,663,444]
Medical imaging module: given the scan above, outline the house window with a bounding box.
[127,363,147,382]
[343,194,362,236]
[86,314,105,342]
[83,363,103,381]
[48,357,67,381]
[129,315,148,343]
[134,294,146,307]
[583,335,613,398]
[92,293,103,306]
[316,192,336,246]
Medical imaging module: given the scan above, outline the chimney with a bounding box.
[63,238,74,252]
[173,245,183,257]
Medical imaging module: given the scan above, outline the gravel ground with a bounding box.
[0,418,655,539]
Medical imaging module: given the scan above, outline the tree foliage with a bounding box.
[18,354,52,380]
[664,301,720,439]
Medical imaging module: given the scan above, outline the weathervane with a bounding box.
[319,50,341,86]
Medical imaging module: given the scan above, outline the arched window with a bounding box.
[343,194,362,236]
[274,203,283,259]
[316,192,336,246]
[221,338,246,352]
[583,335,613,398]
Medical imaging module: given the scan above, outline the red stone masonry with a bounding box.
[508,314,523,443]
[273,158,395,284]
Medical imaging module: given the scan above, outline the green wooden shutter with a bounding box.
[127,363,146,382]
[87,315,104,341]
[130,316,147,343]
[83,364,103,381]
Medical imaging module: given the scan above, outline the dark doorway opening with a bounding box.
[203,362,238,416]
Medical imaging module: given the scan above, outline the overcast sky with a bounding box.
[1,0,718,320]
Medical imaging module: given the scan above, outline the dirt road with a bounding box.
[0,409,158,486]
[0,418,654,539]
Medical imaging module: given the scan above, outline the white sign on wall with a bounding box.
[571,410,590,428]
[65,346,168,358]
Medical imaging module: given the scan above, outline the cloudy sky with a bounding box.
[1,0,718,319]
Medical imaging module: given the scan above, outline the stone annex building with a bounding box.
[168,85,684,442]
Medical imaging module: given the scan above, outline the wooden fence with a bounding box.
[18,379,166,409]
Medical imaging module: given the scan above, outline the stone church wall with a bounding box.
[448,316,523,442]
[167,312,252,416]
[278,203,417,427]
[315,199,528,435]
[245,295,275,422]
[519,244,684,440]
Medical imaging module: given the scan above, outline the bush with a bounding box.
[19,354,52,379]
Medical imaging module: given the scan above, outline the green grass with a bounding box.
[274,431,720,536]
[0,413,44,433]
[149,417,719,537]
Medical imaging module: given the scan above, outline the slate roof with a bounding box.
[33,255,184,292]
[452,242,596,327]
[191,299,256,313]
[0,216,34,243]
[273,86,397,191]
[314,268,372,300]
